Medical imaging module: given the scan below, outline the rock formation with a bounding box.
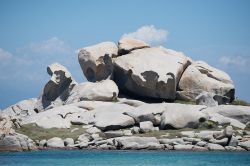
[1,37,250,152]
[34,63,77,112]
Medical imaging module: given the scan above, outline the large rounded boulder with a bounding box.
[177,61,235,102]
[78,42,118,82]
[113,47,190,100]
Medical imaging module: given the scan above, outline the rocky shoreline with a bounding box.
[1,38,250,152]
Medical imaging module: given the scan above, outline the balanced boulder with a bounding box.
[118,38,149,55]
[177,61,235,102]
[78,42,118,82]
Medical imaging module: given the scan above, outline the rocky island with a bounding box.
[1,38,250,152]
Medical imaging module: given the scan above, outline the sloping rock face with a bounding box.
[66,80,119,104]
[1,98,37,120]
[114,136,160,150]
[92,103,135,131]
[78,42,118,82]
[118,38,149,55]
[0,115,15,137]
[160,104,207,129]
[0,133,37,152]
[22,105,86,129]
[177,61,235,102]
[202,105,250,124]
[35,63,77,112]
[114,47,190,100]
[0,115,37,152]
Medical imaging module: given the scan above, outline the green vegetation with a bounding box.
[231,99,250,106]
[15,124,86,141]
[134,125,223,139]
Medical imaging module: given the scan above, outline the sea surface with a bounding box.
[0,150,250,166]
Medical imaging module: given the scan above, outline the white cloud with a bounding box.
[219,55,248,67]
[219,56,250,72]
[0,48,12,61]
[19,37,73,55]
[121,25,168,46]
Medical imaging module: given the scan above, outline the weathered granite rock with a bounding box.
[139,121,155,133]
[124,103,166,125]
[104,130,124,138]
[202,105,250,124]
[114,47,190,100]
[66,80,119,104]
[0,115,14,137]
[206,143,225,151]
[22,105,86,129]
[194,130,221,140]
[196,141,207,147]
[34,63,77,112]
[47,137,64,148]
[195,92,218,107]
[78,42,117,82]
[86,127,101,134]
[118,38,149,55]
[91,133,102,142]
[123,129,133,136]
[180,131,195,138]
[64,138,74,146]
[183,137,201,145]
[160,104,207,129]
[209,138,228,146]
[114,136,159,150]
[238,140,250,150]
[177,61,235,102]
[77,134,90,143]
[93,103,135,131]
[193,145,208,151]
[203,111,246,129]
[159,138,186,145]
[131,126,140,134]
[1,98,38,121]
[225,146,237,151]
[228,136,239,147]
[39,139,47,147]
[174,144,194,150]
[0,133,37,152]
[117,98,145,107]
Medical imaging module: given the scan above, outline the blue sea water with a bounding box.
[0,150,250,166]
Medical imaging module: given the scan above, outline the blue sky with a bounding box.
[0,0,250,109]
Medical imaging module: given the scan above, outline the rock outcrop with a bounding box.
[35,63,77,112]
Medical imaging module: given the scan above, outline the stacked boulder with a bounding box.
[78,38,235,103]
